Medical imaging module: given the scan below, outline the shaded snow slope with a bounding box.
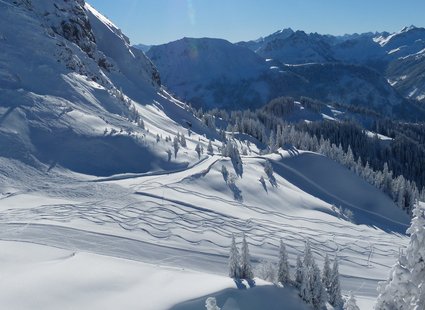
[0,0,216,176]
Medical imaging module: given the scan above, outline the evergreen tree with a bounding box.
[173,136,179,158]
[376,203,425,309]
[300,265,313,304]
[207,140,214,154]
[322,253,332,292]
[205,297,220,310]
[195,143,201,159]
[277,240,290,285]
[329,258,343,309]
[240,233,253,279]
[311,263,327,310]
[180,134,187,147]
[375,254,413,310]
[228,235,240,279]
[343,292,360,310]
[295,254,303,288]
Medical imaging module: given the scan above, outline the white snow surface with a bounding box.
[0,1,412,309]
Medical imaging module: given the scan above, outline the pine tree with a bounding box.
[195,143,201,159]
[300,265,313,304]
[295,254,303,288]
[228,235,240,279]
[240,233,253,279]
[180,134,187,147]
[322,254,332,292]
[343,291,360,310]
[173,136,179,158]
[205,297,220,310]
[207,140,214,154]
[375,254,413,310]
[311,263,327,309]
[277,240,290,285]
[376,203,425,309]
[329,258,343,309]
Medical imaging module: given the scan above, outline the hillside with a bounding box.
[0,1,417,310]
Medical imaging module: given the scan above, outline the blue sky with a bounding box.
[88,0,425,45]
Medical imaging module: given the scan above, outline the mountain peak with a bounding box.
[401,25,418,33]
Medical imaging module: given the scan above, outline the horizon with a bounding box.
[88,0,425,46]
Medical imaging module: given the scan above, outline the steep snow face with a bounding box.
[0,0,212,176]
[85,3,161,98]
[147,37,270,109]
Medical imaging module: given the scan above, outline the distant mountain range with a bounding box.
[136,26,425,118]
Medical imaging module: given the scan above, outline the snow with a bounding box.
[365,130,393,141]
[0,1,413,309]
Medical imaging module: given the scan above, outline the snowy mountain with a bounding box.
[147,37,271,109]
[0,1,419,309]
[148,37,409,115]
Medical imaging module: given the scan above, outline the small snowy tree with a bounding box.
[311,263,327,310]
[295,254,303,288]
[322,254,332,292]
[277,240,290,285]
[156,134,160,143]
[207,140,214,154]
[329,258,343,309]
[173,136,179,158]
[255,260,277,283]
[195,143,201,159]
[240,233,253,279]
[166,149,172,162]
[229,235,240,278]
[205,297,220,310]
[343,291,360,310]
[180,134,187,147]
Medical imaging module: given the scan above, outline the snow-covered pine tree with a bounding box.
[375,254,413,310]
[329,258,343,309]
[180,134,187,147]
[173,136,179,158]
[277,240,290,285]
[300,241,314,304]
[311,263,327,310]
[376,203,425,309]
[303,240,314,268]
[240,233,253,279]
[228,235,240,279]
[343,291,360,310]
[166,149,172,162]
[195,143,201,159]
[207,140,214,154]
[295,254,303,288]
[205,297,220,310]
[322,253,332,292]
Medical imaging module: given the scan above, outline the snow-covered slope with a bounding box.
[0,0,216,176]
[0,1,414,309]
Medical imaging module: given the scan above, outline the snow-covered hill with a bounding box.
[0,1,415,309]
